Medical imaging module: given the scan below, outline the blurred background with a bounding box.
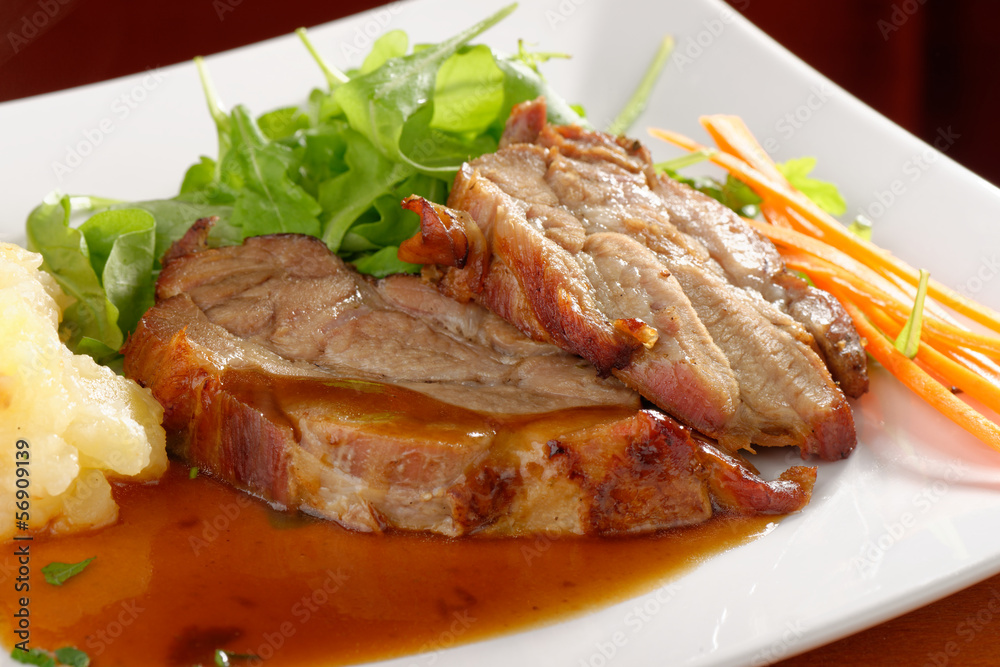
[1,0,997,188]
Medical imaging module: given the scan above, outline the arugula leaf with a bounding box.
[360,30,409,75]
[222,106,323,238]
[257,106,311,141]
[353,246,421,279]
[319,128,415,252]
[42,557,95,585]
[295,27,350,90]
[25,7,592,357]
[180,156,218,195]
[895,269,930,359]
[777,157,847,215]
[78,209,156,337]
[431,45,506,134]
[113,200,239,262]
[492,55,586,128]
[25,196,123,355]
[334,4,516,168]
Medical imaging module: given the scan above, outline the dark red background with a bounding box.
[1,0,998,186]
[3,1,1000,665]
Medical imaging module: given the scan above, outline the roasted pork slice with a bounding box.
[123,223,816,536]
[399,99,863,460]
[546,121,869,399]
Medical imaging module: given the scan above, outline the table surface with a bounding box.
[3,1,1000,665]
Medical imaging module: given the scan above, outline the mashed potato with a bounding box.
[0,242,167,541]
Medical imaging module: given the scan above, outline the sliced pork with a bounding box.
[123,222,816,536]
[400,98,865,460]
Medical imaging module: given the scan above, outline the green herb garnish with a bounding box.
[11,646,89,667]
[41,557,95,586]
[894,269,930,358]
[776,156,847,216]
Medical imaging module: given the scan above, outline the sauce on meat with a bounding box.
[1,463,775,666]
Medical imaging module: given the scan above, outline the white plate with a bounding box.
[4,1,1000,665]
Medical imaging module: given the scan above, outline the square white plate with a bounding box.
[4,1,1000,665]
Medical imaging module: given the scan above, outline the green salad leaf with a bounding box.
[25,4,588,362]
[26,196,122,357]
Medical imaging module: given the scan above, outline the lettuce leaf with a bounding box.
[24,5,587,361]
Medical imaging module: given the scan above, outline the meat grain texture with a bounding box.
[124,223,816,536]
[400,97,867,462]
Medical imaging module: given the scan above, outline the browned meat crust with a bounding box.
[400,99,864,460]
[123,222,815,536]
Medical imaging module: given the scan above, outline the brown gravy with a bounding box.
[1,463,776,666]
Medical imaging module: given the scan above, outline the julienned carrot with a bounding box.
[747,218,916,303]
[700,114,791,188]
[649,126,1000,334]
[836,296,1000,451]
[816,280,1000,415]
[702,116,829,239]
[748,216,981,332]
[782,253,1000,359]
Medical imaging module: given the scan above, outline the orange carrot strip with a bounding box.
[649,127,1000,333]
[700,114,791,187]
[824,287,1000,414]
[831,291,1000,451]
[783,254,1000,359]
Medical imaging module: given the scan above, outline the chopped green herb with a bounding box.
[894,269,930,359]
[189,467,200,479]
[214,649,259,666]
[53,648,89,667]
[11,648,55,667]
[11,646,88,667]
[41,557,95,586]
